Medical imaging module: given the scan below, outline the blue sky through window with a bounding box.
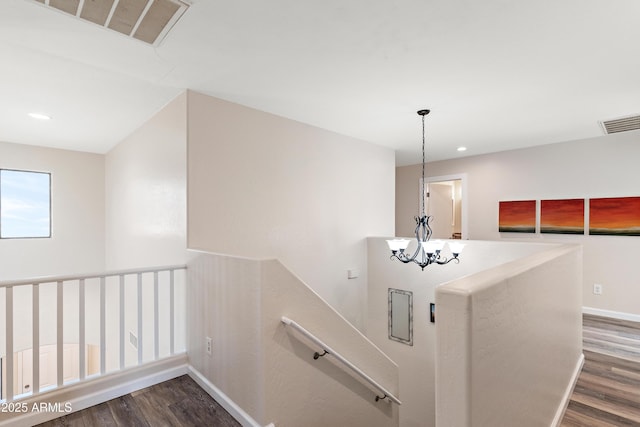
[0,169,51,238]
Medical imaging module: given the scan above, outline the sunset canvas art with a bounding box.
[540,199,584,234]
[589,197,640,236]
[499,200,536,233]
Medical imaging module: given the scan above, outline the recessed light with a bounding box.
[28,112,51,120]
[457,146,467,152]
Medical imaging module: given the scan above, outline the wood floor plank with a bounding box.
[575,371,640,401]
[581,355,640,390]
[571,390,640,423]
[583,340,640,362]
[583,314,640,331]
[583,326,640,342]
[168,377,241,427]
[35,376,241,427]
[562,405,618,426]
[36,409,89,427]
[106,394,150,427]
[561,401,637,427]
[83,402,118,427]
[132,388,182,427]
[583,349,640,374]
[583,332,640,350]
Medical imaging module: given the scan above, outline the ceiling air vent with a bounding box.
[600,114,640,135]
[32,0,190,46]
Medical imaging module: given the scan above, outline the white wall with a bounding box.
[105,92,190,269]
[396,130,640,316]
[0,141,105,279]
[367,238,554,427]
[187,91,395,330]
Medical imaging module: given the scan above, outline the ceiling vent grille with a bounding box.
[33,0,190,46]
[600,114,640,135]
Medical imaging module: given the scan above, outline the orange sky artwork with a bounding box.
[540,199,584,233]
[590,197,640,234]
[499,200,536,232]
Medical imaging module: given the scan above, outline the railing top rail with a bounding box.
[0,264,187,288]
[281,316,401,405]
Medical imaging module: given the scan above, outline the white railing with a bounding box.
[0,265,186,402]
[281,316,401,405]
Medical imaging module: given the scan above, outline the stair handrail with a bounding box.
[281,316,401,405]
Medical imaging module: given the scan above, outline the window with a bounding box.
[0,169,51,239]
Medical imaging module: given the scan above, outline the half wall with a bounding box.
[187,251,399,427]
[436,243,583,426]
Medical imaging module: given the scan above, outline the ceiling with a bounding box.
[1,0,639,165]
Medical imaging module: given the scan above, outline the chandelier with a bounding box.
[387,109,464,270]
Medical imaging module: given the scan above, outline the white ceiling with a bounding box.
[1,0,639,165]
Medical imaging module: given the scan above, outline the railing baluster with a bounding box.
[6,286,14,401]
[137,273,143,365]
[57,281,63,387]
[33,283,40,395]
[119,274,125,370]
[154,271,159,360]
[100,277,106,375]
[0,265,186,402]
[170,269,175,354]
[79,279,86,380]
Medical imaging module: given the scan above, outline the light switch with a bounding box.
[347,269,359,279]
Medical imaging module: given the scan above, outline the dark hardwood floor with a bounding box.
[36,375,241,427]
[561,314,640,426]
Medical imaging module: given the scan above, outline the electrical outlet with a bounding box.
[593,283,603,295]
[206,337,212,355]
[129,332,138,349]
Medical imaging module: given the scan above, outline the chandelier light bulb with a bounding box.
[448,242,466,256]
[28,112,51,120]
[386,239,411,252]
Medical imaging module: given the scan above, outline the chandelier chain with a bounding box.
[421,113,426,218]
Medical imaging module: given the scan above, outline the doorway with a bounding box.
[421,173,467,240]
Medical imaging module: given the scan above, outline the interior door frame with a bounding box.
[421,173,468,240]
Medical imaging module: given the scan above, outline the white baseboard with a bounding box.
[0,354,188,427]
[187,366,272,427]
[551,353,584,427]
[583,307,640,323]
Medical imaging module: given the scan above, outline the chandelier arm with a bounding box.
[415,258,431,271]
[390,253,421,265]
[424,215,433,241]
[432,256,461,265]
[412,246,424,264]
[391,242,422,264]
[413,217,426,257]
